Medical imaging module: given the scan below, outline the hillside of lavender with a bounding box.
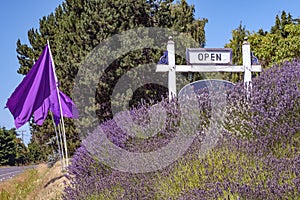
[64,60,300,200]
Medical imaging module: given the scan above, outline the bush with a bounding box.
[64,60,300,199]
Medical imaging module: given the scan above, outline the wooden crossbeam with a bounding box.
[156,37,262,100]
[156,64,262,72]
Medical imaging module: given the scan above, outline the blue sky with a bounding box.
[0,0,299,144]
[0,0,63,144]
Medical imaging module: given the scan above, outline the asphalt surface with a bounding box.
[0,165,37,182]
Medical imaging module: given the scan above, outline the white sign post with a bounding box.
[242,39,253,98]
[156,37,261,100]
[167,37,177,99]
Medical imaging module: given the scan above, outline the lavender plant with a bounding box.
[225,59,300,156]
[64,60,300,200]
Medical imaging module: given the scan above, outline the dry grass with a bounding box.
[0,167,39,200]
[28,161,68,200]
[0,161,69,200]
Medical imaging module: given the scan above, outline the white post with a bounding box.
[167,37,176,100]
[50,112,65,170]
[157,37,260,100]
[47,40,69,168]
[242,37,252,98]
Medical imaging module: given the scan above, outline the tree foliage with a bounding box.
[16,0,208,156]
[225,11,300,83]
[249,14,300,67]
[224,23,250,82]
[0,127,27,166]
[225,23,250,65]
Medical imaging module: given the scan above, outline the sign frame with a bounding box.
[186,48,232,65]
[178,79,235,97]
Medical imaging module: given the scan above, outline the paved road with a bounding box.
[0,165,37,182]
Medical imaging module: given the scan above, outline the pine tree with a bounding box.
[249,11,300,67]
[226,11,300,73]
[16,0,207,156]
[0,127,27,166]
[270,11,294,38]
[224,23,250,82]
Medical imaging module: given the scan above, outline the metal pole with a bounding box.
[16,130,26,144]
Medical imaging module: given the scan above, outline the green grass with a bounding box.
[0,169,39,200]
[84,133,300,199]
[154,146,262,199]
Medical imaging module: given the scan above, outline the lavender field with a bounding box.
[64,60,300,200]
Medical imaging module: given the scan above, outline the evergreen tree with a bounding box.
[26,139,45,163]
[224,23,250,82]
[249,11,300,67]
[270,11,293,38]
[225,23,250,65]
[226,11,300,72]
[0,127,27,166]
[16,0,207,156]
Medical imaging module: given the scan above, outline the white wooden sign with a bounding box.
[186,48,232,65]
[156,37,262,100]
